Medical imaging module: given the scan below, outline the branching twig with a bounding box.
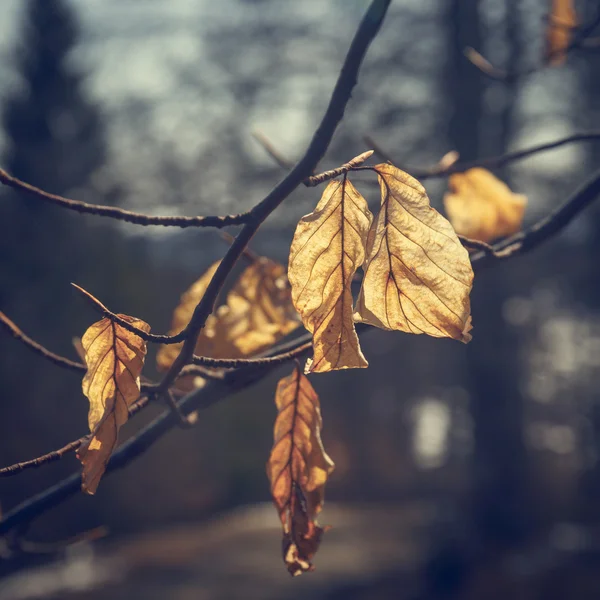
[0,0,392,533]
[153,0,392,397]
[253,131,375,187]
[0,168,249,229]
[366,131,600,179]
[2,159,600,527]
[465,9,600,81]
[470,167,600,269]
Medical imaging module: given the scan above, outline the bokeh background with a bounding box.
[1,0,600,598]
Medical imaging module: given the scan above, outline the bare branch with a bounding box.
[0,310,85,373]
[304,150,374,187]
[0,395,149,478]
[192,339,313,368]
[366,131,600,179]
[154,0,392,395]
[0,0,392,531]
[465,9,600,81]
[470,167,600,269]
[252,130,294,170]
[0,167,249,229]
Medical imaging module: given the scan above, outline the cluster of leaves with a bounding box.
[76,157,525,574]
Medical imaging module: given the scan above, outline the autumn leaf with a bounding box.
[77,314,150,494]
[221,256,301,356]
[288,177,372,373]
[355,163,473,342]
[443,168,527,242]
[156,261,221,372]
[267,365,334,576]
[546,0,577,66]
[157,257,300,387]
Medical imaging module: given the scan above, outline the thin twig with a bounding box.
[465,9,600,81]
[192,339,313,369]
[154,0,392,397]
[0,0,394,532]
[458,235,499,256]
[3,157,600,526]
[0,438,84,477]
[220,231,260,263]
[0,168,249,229]
[470,167,600,269]
[366,131,600,179]
[304,150,374,187]
[0,395,150,478]
[163,390,196,428]
[0,310,85,373]
[252,131,294,170]
[253,131,375,187]
[0,363,276,535]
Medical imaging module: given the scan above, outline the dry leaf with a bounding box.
[355,163,473,342]
[156,261,221,372]
[77,315,150,494]
[221,256,301,356]
[267,365,334,576]
[288,178,372,373]
[546,0,577,66]
[157,257,300,382]
[444,167,527,242]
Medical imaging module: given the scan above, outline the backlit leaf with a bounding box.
[77,314,150,494]
[223,256,301,356]
[156,261,221,372]
[355,163,473,343]
[444,168,527,242]
[288,178,372,373]
[546,0,577,66]
[267,365,334,576]
[157,257,301,380]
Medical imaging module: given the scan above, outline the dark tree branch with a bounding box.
[0,0,393,528]
[2,160,600,527]
[0,395,149,478]
[367,131,600,179]
[465,9,600,81]
[470,167,600,269]
[192,339,313,369]
[0,168,249,228]
[153,0,392,396]
[0,310,85,373]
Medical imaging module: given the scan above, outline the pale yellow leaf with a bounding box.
[546,0,577,66]
[267,365,334,576]
[288,178,372,373]
[355,163,473,342]
[444,168,527,242]
[77,314,150,494]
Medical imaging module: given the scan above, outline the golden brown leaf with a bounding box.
[156,261,221,372]
[288,178,372,373]
[355,163,473,342]
[267,365,334,576]
[77,315,150,494]
[157,258,300,379]
[222,256,301,356]
[443,168,527,242]
[546,0,577,66]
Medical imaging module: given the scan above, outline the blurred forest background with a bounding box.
[1,0,600,598]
